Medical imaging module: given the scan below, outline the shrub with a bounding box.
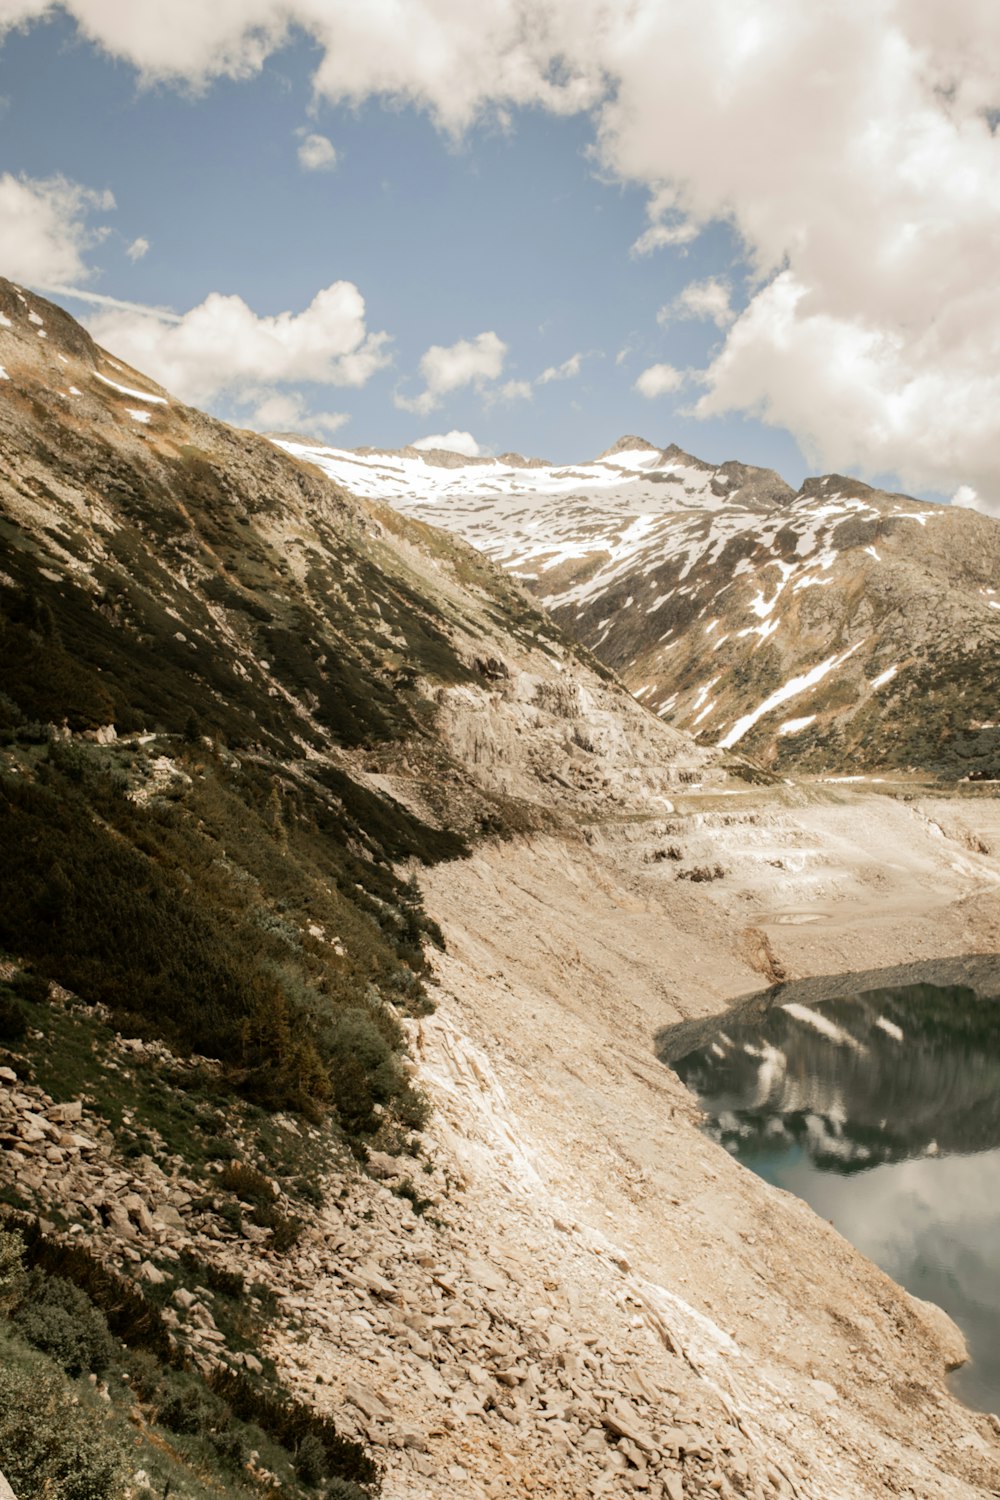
[255,1207,304,1254]
[0,1228,25,1308]
[295,1432,328,1485]
[159,1382,226,1436]
[0,985,27,1042]
[210,1428,249,1472]
[327,1480,373,1500]
[208,1366,378,1489]
[14,1221,174,1361]
[218,1160,276,1206]
[0,1362,128,1500]
[12,1270,116,1376]
[10,970,52,1005]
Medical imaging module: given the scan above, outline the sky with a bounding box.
[1,2,999,512]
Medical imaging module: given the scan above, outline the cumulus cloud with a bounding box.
[296,131,338,172]
[85,280,390,408]
[634,363,683,399]
[7,2,1000,498]
[0,171,114,284]
[660,278,733,329]
[125,235,150,261]
[411,429,481,457]
[395,330,506,415]
[249,390,348,438]
[538,352,583,383]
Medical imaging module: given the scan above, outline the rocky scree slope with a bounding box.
[0,281,745,1500]
[277,434,1000,778]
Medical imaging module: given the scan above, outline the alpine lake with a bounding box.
[670,984,1000,1413]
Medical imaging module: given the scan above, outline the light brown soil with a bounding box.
[407,783,1000,1498]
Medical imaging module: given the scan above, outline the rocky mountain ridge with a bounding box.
[276,435,1000,777]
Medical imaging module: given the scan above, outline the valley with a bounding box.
[1,281,1000,1499]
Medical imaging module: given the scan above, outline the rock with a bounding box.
[367,1151,404,1180]
[0,1067,17,1084]
[601,1401,657,1453]
[173,1287,197,1311]
[466,1257,507,1293]
[139,1260,166,1285]
[345,1381,393,1422]
[123,1194,155,1234]
[100,1201,137,1239]
[0,1467,18,1500]
[45,1101,83,1123]
[905,1292,969,1372]
[663,1475,684,1500]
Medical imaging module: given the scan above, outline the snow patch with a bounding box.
[126,408,151,424]
[0,365,8,381]
[778,715,816,736]
[870,664,898,690]
[94,371,168,405]
[718,640,865,749]
[875,1016,904,1041]
[691,676,720,714]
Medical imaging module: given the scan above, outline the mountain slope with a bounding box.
[278,435,1000,777]
[0,280,710,1115]
[3,285,1000,1500]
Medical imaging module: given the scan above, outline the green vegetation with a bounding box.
[0,1226,376,1500]
[0,736,441,1134]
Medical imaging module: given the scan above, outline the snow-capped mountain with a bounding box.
[276,434,1000,776]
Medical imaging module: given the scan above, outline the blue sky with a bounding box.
[1,4,998,508]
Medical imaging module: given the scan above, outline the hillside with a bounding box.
[3,284,1000,1500]
[277,435,1000,777]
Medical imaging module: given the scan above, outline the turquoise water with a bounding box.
[674,984,1000,1412]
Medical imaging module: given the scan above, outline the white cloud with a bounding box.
[660,277,733,329]
[126,235,150,261]
[0,171,114,284]
[8,2,1000,497]
[249,390,348,438]
[631,220,700,257]
[952,483,1000,518]
[538,352,582,383]
[496,378,533,402]
[634,362,683,399]
[411,429,481,457]
[296,131,338,172]
[395,329,506,414]
[85,281,390,407]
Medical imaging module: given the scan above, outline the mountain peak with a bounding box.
[598,435,660,459]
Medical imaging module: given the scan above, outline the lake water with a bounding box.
[672,984,1000,1412]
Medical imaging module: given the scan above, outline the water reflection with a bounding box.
[674,984,1000,1411]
